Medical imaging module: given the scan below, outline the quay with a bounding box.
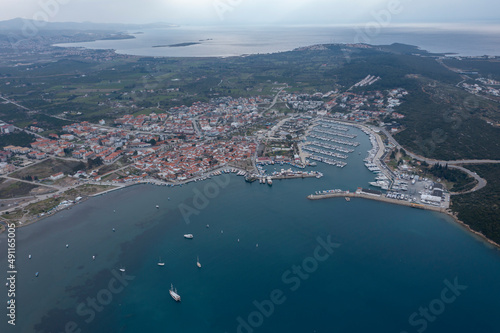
[272,173,318,180]
[307,191,447,213]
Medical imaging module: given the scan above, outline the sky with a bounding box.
[0,0,499,26]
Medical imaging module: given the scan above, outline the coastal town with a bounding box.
[0,83,459,228]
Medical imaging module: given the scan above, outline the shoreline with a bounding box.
[308,192,500,251]
[0,165,252,232]
[7,175,499,252]
[2,121,498,252]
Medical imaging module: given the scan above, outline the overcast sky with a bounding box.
[1,0,499,26]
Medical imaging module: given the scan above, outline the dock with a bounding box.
[307,192,446,213]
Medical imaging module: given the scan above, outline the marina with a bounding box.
[2,116,498,333]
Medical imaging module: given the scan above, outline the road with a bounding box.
[0,175,59,189]
[380,127,499,193]
[263,87,286,114]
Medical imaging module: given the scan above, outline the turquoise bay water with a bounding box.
[1,126,500,332]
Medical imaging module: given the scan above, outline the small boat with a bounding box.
[168,197,170,200]
[221,230,223,234]
[66,244,69,248]
[345,197,351,202]
[112,228,115,232]
[184,234,194,239]
[170,283,181,302]
[28,254,32,259]
[119,267,126,272]
[92,255,96,260]
[197,256,201,268]
[158,257,165,266]
[206,224,209,228]
[256,243,259,247]
[35,272,39,277]
[156,205,159,209]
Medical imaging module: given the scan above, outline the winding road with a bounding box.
[379,128,500,194]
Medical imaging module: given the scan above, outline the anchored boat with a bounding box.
[170,284,181,302]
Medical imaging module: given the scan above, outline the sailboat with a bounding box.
[196,256,201,268]
[157,257,165,266]
[170,283,181,302]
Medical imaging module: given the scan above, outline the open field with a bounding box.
[0,178,38,199]
[10,158,85,180]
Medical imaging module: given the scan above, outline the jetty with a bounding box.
[307,191,446,213]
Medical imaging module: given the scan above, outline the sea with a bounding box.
[1,125,500,333]
[54,25,500,57]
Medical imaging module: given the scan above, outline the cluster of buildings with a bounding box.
[0,122,15,134]
[282,88,408,123]
[132,140,257,181]
[197,96,266,136]
[462,81,500,98]
[282,88,407,120]
[113,96,267,138]
[284,93,328,112]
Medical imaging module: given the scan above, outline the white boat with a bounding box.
[197,256,201,268]
[184,234,194,239]
[28,254,32,259]
[267,177,273,186]
[119,267,126,272]
[170,283,181,302]
[157,257,165,266]
[156,205,159,209]
[92,255,95,260]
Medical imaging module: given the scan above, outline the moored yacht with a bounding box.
[170,284,181,302]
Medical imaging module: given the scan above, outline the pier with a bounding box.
[307,192,446,213]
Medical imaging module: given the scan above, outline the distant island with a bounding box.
[99,34,136,41]
[153,42,201,48]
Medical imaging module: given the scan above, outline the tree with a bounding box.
[87,157,103,169]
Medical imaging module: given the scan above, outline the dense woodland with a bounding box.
[451,164,500,245]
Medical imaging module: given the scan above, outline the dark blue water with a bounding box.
[1,126,500,333]
[54,25,500,57]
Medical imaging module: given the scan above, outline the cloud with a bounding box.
[0,0,498,25]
